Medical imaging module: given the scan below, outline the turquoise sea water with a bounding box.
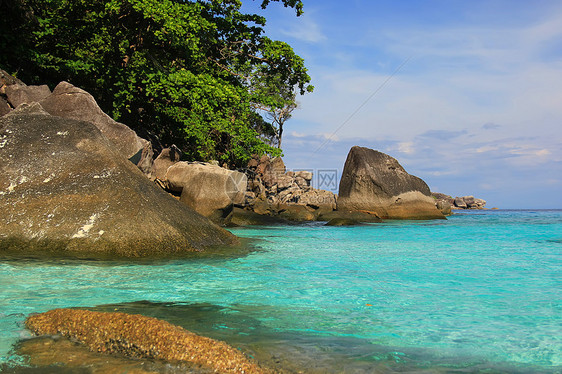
[0,210,561,372]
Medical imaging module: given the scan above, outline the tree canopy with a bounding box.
[0,0,312,167]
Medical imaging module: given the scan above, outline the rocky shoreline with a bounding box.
[0,70,490,245]
[0,68,496,247]
[0,70,493,372]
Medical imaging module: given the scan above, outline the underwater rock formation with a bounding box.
[25,308,272,373]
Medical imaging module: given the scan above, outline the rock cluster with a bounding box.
[26,309,272,374]
[240,155,337,222]
[1,69,453,231]
[0,74,150,167]
[432,192,487,210]
[0,72,236,257]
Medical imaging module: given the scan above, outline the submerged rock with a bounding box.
[325,218,362,226]
[229,207,289,226]
[277,203,317,222]
[337,146,445,220]
[0,104,236,257]
[16,335,168,373]
[317,210,382,223]
[25,308,272,374]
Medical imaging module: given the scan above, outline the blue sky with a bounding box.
[242,0,562,208]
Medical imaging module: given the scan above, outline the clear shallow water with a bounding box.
[0,210,561,372]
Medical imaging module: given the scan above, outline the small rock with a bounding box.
[247,158,259,169]
[277,175,294,190]
[295,170,313,181]
[325,218,361,226]
[0,97,12,116]
[454,197,468,209]
[152,146,181,180]
[295,176,308,189]
[436,200,452,215]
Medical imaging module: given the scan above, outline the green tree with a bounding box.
[0,0,312,167]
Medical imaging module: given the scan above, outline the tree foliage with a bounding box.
[0,0,312,167]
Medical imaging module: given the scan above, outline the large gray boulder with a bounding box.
[39,81,146,161]
[0,104,236,257]
[337,146,445,219]
[165,162,248,223]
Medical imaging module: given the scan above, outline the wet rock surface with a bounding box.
[15,336,166,374]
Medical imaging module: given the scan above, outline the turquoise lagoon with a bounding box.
[0,210,561,372]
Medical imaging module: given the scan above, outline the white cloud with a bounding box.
[476,145,499,153]
[479,183,495,191]
[397,141,414,154]
[280,13,327,43]
[290,131,308,138]
[535,149,551,157]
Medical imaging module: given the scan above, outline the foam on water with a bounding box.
[0,210,561,372]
